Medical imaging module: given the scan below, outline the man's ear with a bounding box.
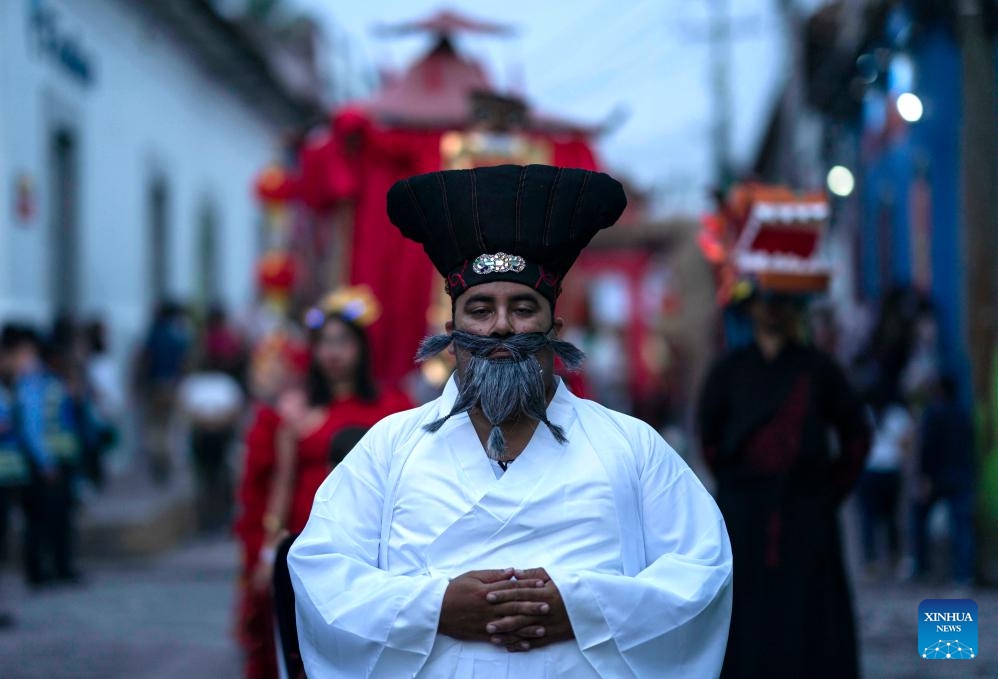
[552,317,565,337]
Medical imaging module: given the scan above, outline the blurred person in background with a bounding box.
[699,291,871,678]
[135,301,193,485]
[910,374,976,587]
[259,289,411,572]
[177,355,244,533]
[852,286,922,407]
[900,304,941,409]
[39,326,88,583]
[81,319,122,486]
[856,386,915,581]
[84,319,122,414]
[241,289,411,679]
[234,330,308,679]
[49,318,115,492]
[3,325,83,587]
[0,327,32,628]
[202,305,249,390]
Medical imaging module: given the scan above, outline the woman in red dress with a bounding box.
[234,333,308,679]
[234,403,281,679]
[259,300,412,570]
[240,290,411,679]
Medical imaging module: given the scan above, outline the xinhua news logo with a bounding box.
[919,599,977,660]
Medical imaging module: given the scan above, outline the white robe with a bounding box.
[289,377,733,678]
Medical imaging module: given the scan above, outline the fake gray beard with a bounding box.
[415,329,585,461]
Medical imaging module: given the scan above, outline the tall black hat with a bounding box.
[387,164,627,307]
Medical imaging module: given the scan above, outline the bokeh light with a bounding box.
[897,92,924,122]
[827,165,856,197]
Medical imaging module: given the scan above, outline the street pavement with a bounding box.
[854,578,997,678]
[1,535,996,678]
[0,537,241,679]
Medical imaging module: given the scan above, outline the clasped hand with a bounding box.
[438,567,574,652]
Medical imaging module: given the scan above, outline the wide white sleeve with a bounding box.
[546,426,733,678]
[287,420,450,678]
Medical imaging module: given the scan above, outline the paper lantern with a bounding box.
[257,251,297,296]
[254,165,297,204]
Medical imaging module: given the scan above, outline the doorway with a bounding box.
[49,128,79,314]
[148,176,170,305]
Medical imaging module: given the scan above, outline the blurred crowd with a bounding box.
[0,300,252,626]
[0,317,117,599]
[843,287,976,588]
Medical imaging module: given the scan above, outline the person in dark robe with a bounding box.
[698,291,871,678]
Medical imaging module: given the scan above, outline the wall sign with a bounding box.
[14,173,36,226]
[28,0,96,87]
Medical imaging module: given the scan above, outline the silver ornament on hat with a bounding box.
[472,252,526,275]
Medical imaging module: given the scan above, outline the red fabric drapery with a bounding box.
[300,110,442,383]
[346,126,443,383]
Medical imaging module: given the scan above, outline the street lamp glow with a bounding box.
[827,165,855,197]
[896,92,924,122]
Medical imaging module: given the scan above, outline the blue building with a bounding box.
[855,19,984,402]
[846,1,998,583]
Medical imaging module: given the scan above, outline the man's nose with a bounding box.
[490,310,513,336]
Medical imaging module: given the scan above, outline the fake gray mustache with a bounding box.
[415,329,584,369]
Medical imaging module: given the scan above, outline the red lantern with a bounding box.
[253,165,297,204]
[257,252,297,296]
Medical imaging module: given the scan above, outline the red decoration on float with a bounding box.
[699,182,831,304]
[256,252,297,295]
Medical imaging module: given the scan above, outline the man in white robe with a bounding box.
[289,165,733,677]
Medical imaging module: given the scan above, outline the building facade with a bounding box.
[0,0,317,365]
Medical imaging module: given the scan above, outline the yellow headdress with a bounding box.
[305,285,381,329]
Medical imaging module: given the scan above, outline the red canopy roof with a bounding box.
[357,10,596,135]
[362,37,490,127]
[373,10,515,37]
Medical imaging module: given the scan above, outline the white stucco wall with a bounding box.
[1,0,280,365]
